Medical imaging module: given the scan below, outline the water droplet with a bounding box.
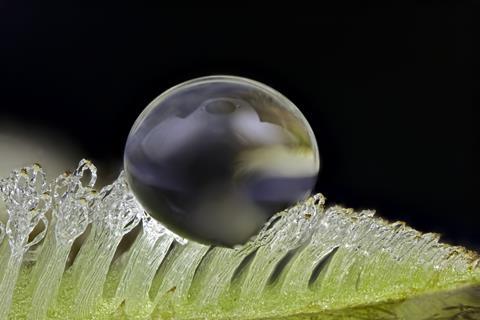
[124,75,320,246]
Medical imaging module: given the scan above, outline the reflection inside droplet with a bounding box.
[204,98,237,114]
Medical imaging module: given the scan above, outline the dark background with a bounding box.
[0,3,476,248]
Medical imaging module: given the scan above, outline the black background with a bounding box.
[0,3,476,248]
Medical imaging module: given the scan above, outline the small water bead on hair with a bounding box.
[124,76,320,247]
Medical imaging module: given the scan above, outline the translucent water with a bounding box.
[124,75,320,247]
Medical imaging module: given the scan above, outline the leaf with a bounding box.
[0,161,479,319]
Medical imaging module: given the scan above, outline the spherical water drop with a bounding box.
[124,75,320,247]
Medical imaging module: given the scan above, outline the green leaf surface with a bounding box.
[0,162,479,319]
